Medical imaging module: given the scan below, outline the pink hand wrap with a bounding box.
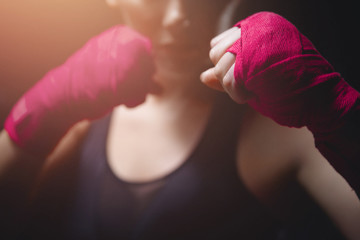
[5,25,156,156]
[228,12,360,194]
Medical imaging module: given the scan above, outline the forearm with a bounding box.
[0,130,45,236]
[311,100,360,196]
[0,129,41,174]
[0,129,45,187]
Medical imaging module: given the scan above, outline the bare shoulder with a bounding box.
[236,107,313,199]
[236,108,360,239]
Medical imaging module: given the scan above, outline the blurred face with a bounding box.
[107,0,240,82]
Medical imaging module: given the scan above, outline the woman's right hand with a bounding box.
[4,25,159,156]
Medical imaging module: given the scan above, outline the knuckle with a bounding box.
[222,77,232,89]
[209,47,220,63]
[223,72,233,88]
[213,64,224,80]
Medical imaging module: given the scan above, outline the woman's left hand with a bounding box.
[201,12,357,130]
[202,11,360,199]
[200,27,252,104]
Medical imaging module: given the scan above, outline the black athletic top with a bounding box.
[22,96,345,240]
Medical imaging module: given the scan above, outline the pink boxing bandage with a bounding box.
[228,12,360,194]
[227,12,358,130]
[5,25,157,156]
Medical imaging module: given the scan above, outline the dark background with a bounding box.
[0,0,357,125]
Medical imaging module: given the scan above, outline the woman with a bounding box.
[1,0,359,239]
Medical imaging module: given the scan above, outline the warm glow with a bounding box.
[0,0,120,124]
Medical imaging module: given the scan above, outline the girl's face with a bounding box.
[107,0,240,81]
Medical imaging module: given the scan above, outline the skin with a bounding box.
[104,1,360,238]
[104,0,243,183]
[201,27,251,103]
[0,0,359,238]
[106,0,239,97]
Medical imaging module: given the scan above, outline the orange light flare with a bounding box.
[0,0,120,125]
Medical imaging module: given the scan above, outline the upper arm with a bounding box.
[42,120,90,172]
[0,129,43,182]
[0,120,90,177]
[0,120,89,234]
[0,120,90,201]
[297,129,360,240]
[30,120,90,197]
[236,110,360,239]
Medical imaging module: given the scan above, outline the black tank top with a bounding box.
[66,96,282,239]
[28,96,344,240]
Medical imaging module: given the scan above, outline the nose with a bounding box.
[162,0,190,32]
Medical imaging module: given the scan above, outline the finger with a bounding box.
[200,68,225,92]
[222,63,254,104]
[209,28,241,65]
[201,52,235,92]
[213,52,235,81]
[210,27,238,48]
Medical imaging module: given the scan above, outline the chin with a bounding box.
[155,53,211,78]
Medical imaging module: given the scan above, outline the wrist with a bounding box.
[307,78,360,134]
